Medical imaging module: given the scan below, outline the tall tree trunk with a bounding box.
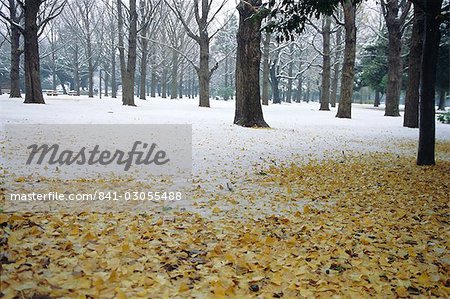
[320,16,332,111]
[87,32,94,98]
[139,50,148,100]
[119,0,137,106]
[437,90,445,111]
[296,75,303,103]
[404,3,424,127]
[117,0,126,99]
[161,68,167,98]
[261,31,271,105]
[336,0,356,118]
[104,67,109,96]
[198,36,211,107]
[170,49,179,99]
[286,44,294,104]
[139,13,149,100]
[234,0,269,128]
[374,91,380,107]
[23,0,44,104]
[417,0,442,165]
[270,57,280,104]
[331,21,342,108]
[306,80,310,103]
[384,0,409,117]
[9,0,22,98]
[179,67,184,98]
[24,0,45,104]
[150,65,156,98]
[111,47,117,98]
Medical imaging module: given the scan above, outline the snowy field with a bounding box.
[2,95,450,178]
[1,94,449,213]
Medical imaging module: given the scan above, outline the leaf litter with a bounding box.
[1,151,449,298]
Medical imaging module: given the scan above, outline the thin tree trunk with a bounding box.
[417,0,442,165]
[331,22,342,108]
[150,65,156,98]
[261,31,271,105]
[270,57,280,104]
[374,91,380,107]
[198,36,211,107]
[23,0,44,104]
[162,68,167,98]
[437,90,445,111]
[9,0,22,98]
[336,0,356,118]
[234,0,269,128]
[404,3,424,127]
[74,44,80,96]
[320,16,332,111]
[170,49,179,99]
[139,14,149,100]
[118,0,138,106]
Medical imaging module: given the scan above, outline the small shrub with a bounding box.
[437,112,450,124]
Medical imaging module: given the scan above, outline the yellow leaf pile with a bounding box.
[1,153,449,298]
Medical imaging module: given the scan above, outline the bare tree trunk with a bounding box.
[139,48,148,100]
[417,0,442,165]
[234,0,269,128]
[104,67,109,96]
[87,26,94,98]
[437,90,446,111]
[111,46,117,98]
[384,30,402,116]
[331,21,342,108]
[404,2,424,127]
[320,16,332,111]
[161,68,167,98]
[286,44,294,103]
[374,91,380,107]
[336,0,356,118]
[170,49,179,99]
[150,65,156,97]
[383,0,410,116]
[261,32,271,105]
[23,0,44,104]
[118,0,138,106]
[270,56,281,104]
[306,80,310,103]
[9,0,22,98]
[198,36,211,107]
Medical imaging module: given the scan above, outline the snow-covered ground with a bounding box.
[1,95,449,179]
[1,94,449,215]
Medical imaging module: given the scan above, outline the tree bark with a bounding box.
[320,16,332,111]
[234,0,269,128]
[383,0,409,117]
[23,0,44,104]
[170,49,179,99]
[374,91,380,107]
[198,36,211,107]
[417,0,442,166]
[336,0,356,118]
[331,21,342,108]
[9,0,22,98]
[118,0,137,106]
[404,3,425,127]
[270,56,281,104]
[261,31,271,105]
[437,90,445,111]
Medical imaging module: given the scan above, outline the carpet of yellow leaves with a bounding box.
[1,153,449,298]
